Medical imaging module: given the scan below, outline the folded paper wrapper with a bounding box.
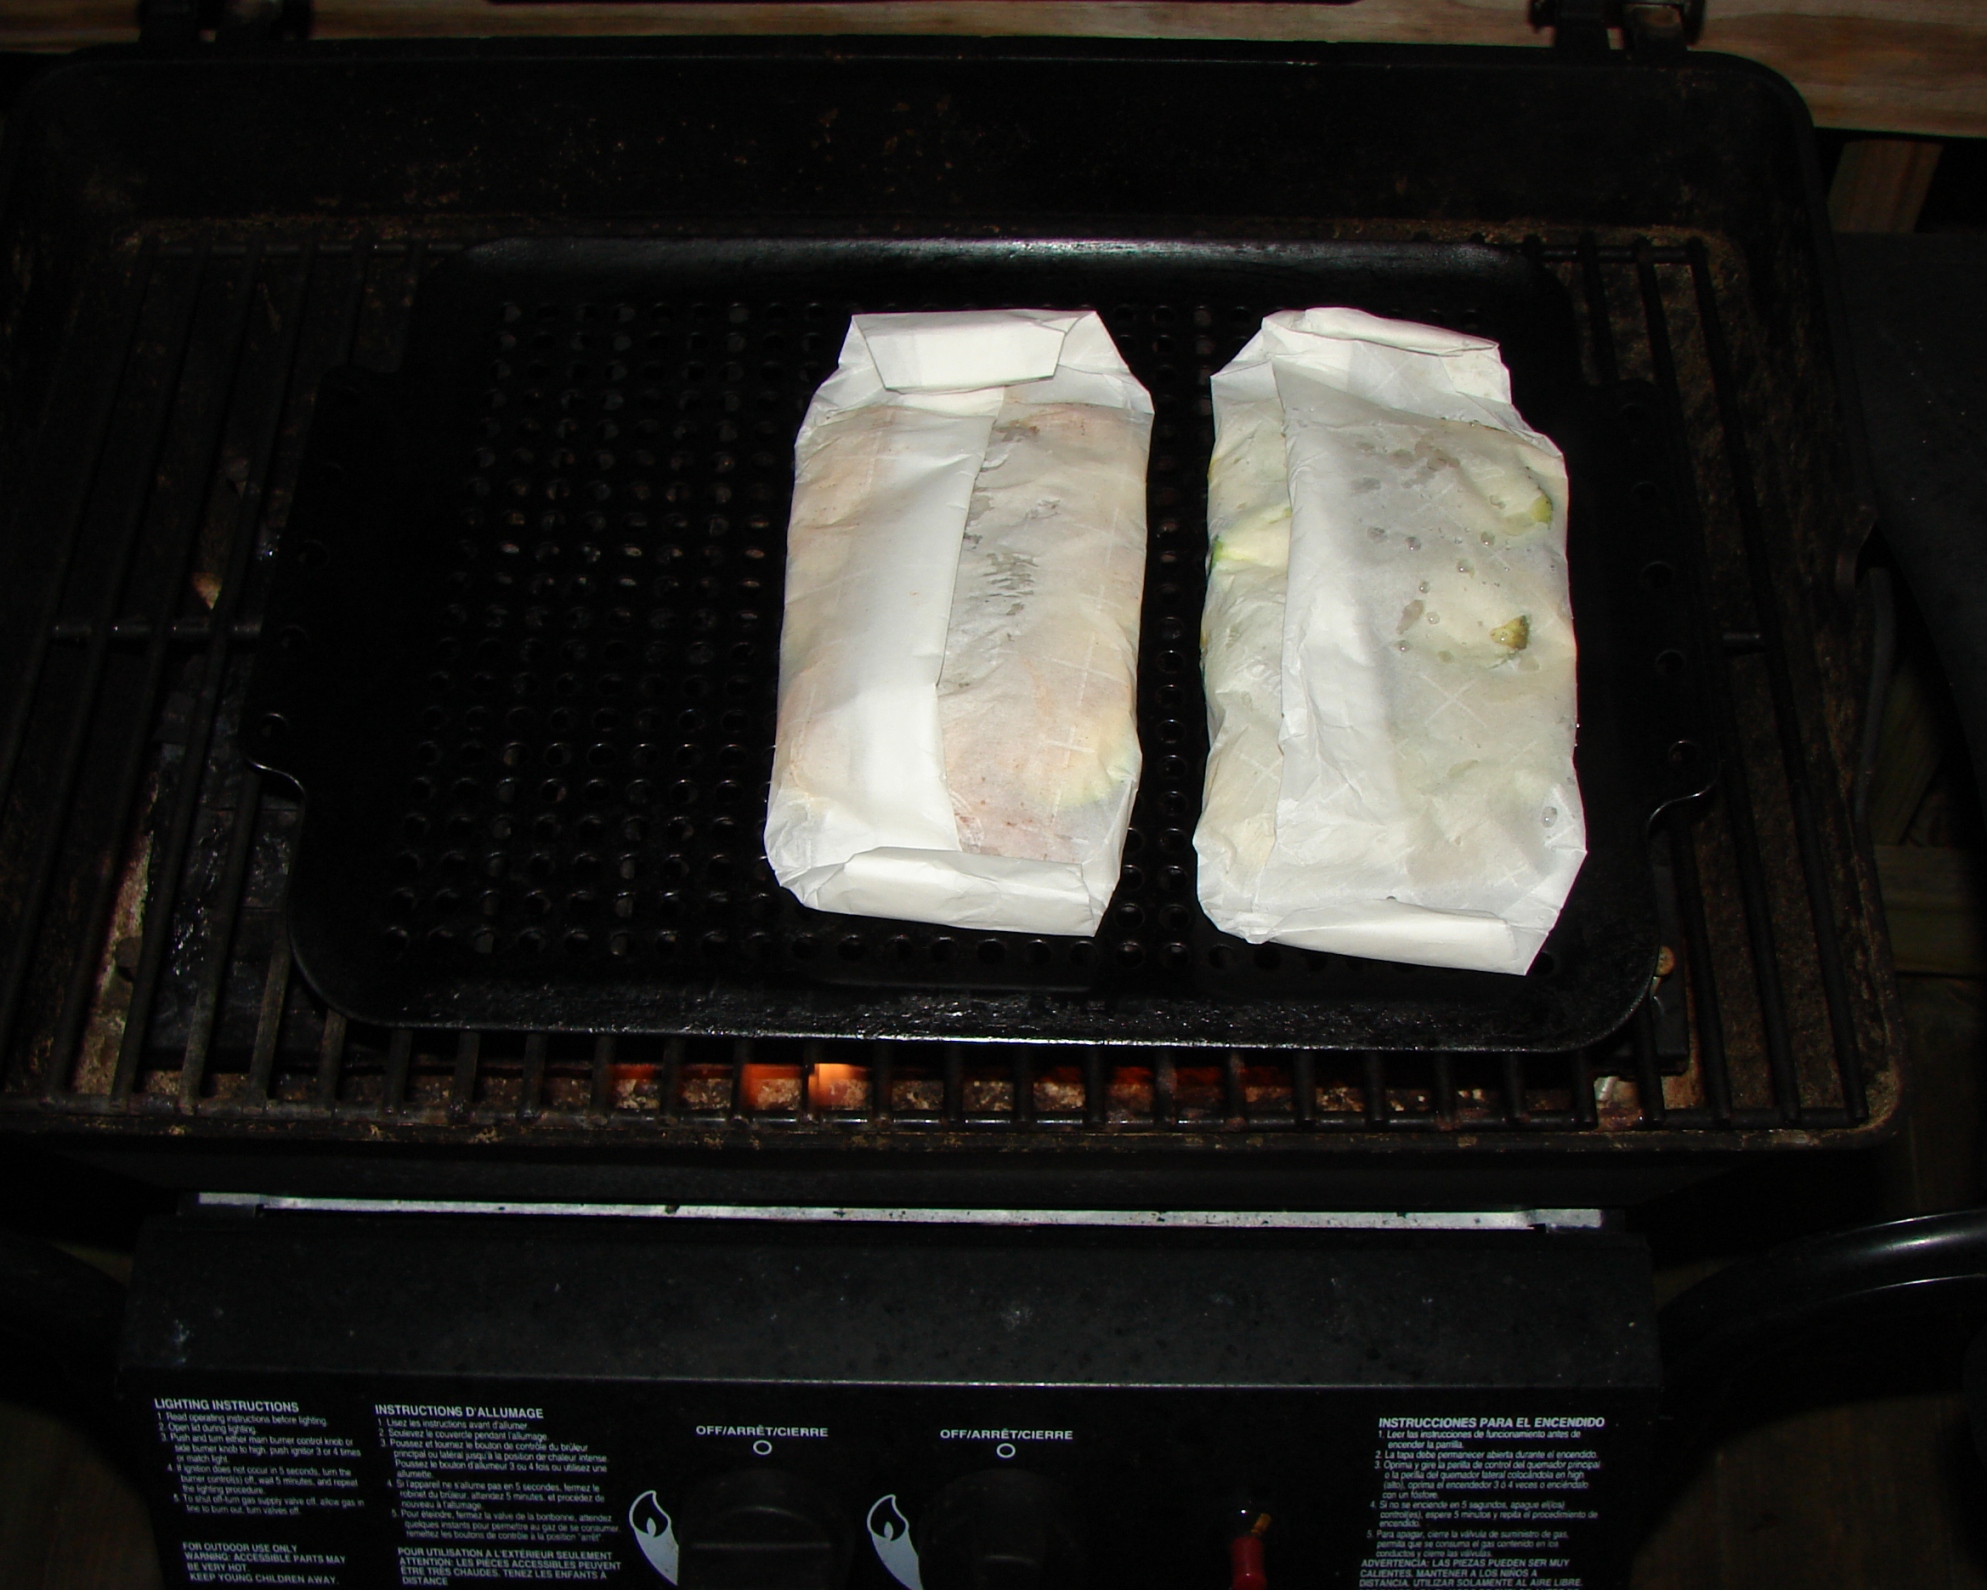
[765,310,1153,936]
[1195,308,1586,975]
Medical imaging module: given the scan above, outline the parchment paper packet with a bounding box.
[1194,308,1584,974]
[765,310,1153,936]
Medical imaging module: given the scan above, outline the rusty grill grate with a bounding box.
[0,230,1896,1151]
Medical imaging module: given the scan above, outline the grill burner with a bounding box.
[0,41,1900,1197]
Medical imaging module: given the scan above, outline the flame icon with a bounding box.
[629,1490,680,1584]
[867,1494,922,1590]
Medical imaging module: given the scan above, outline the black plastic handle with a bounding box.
[1658,1208,1987,1484]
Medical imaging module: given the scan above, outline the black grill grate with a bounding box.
[241,237,1683,1044]
[0,231,1894,1148]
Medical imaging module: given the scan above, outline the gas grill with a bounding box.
[0,30,1913,1589]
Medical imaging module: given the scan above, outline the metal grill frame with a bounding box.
[0,42,1903,1195]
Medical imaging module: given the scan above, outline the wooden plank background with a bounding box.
[1,0,1983,139]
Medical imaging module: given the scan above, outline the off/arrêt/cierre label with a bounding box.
[1357,1415,1607,1589]
[937,1429,1074,1442]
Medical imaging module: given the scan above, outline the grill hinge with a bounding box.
[138,0,311,49]
[1531,0,1704,57]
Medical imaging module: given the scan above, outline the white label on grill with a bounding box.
[372,1403,615,1586]
[156,1398,362,1585]
[868,1494,923,1590]
[629,1491,680,1584]
[155,1398,364,1523]
[181,1540,349,1586]
[1358,1415,1607,1588]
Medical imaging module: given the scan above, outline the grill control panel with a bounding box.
[123,1216,1660,1590]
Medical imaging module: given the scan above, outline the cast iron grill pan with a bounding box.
[243,237,1707,1046]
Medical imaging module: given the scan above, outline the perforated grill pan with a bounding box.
[243,236,1707,1045]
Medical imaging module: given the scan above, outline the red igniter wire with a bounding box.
[1229,1514,1270,1590]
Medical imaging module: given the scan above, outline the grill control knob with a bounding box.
[913,1470,1085,1590]
[677,1469,853,1590]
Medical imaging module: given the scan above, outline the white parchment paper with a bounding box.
[1195,308,1585,974]
[766,310,1152,936]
